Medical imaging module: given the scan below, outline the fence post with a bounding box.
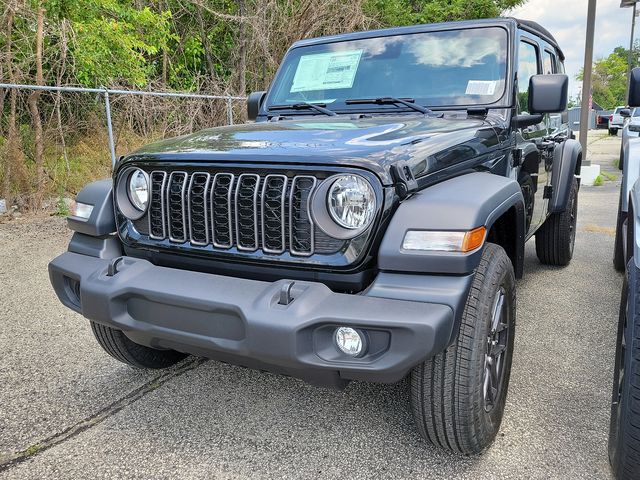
[227,98,234,125]
[103,88,117,167]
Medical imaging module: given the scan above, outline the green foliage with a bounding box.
[579,41,640,109]
[364,0,525,27]
[55,190,70,216]
[1,0,529,207]
[593,175,604,186]
[601,171,618,181]
[71,3,175,87]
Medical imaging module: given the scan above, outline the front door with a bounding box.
[517,39,548,235]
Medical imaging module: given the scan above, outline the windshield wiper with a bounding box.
[268,102,337,116]
[345,97,434,115]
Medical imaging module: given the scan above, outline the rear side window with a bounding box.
[543,50,556,74]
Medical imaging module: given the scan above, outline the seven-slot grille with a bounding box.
[147,170,319,256]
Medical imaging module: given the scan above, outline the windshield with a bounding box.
[266,27,508,112]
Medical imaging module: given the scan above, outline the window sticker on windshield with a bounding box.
[465,80,497,96]
[290,50,363,93]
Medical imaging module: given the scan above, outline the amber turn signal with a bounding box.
[461,226,487,253]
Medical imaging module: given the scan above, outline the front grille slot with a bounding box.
[261,175,287,254]
[210,173,235,248]
[144,169,332,257]
[235,174,260,251]
[148,171,167,239]
[290,176,317,256]
[187,173,210,245]
[167,172,188,243]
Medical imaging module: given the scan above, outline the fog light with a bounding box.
[335,327,364,356]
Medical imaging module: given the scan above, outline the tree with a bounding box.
[364,0,526,27]
[580,41,640,109]
[0,0,530,208]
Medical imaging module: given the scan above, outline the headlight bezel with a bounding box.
[311,173,378,240]
[115,167,149,220]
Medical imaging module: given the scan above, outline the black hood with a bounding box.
[127,115,501,185]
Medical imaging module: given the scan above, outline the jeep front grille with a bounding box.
[145,169,322,256]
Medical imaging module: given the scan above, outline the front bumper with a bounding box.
[49,252,470,387]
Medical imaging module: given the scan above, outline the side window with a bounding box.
[543,50,556,74]
[518,40,540,113]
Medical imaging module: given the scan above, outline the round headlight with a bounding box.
[327,175,376,230]
[127,169,149,211]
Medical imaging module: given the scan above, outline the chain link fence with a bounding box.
[0,84,246,212]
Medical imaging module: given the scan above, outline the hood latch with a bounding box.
[391,161,418,199]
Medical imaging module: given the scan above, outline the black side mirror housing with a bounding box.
[621,108,632,118]
[528,74,568,114]
[629,68,640,107]
[247,91,266,121]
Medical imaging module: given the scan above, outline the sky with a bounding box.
[509,0,637,97]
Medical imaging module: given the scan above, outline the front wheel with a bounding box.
[91,321,188,369]
[410,243,516,455]
[535,178,578,266]
[608,262,640,478]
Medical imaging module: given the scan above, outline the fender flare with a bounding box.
[628,179,640,268]
[378,172,525,277]
[549,138,582,214]
[622,136,640,214]
[67,179,116,237]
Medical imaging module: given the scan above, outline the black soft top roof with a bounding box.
[513,18,565,60]
[291,17,565,61]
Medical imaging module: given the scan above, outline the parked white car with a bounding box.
[610,106,627,135]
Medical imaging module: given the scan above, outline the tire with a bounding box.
[608,261,640,479]
[90,321,187,369]
[614,191,626,272]
[610,128,616,136]
[410,243,516,455]
[535,178,578,266]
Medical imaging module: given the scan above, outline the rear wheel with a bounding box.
[608,262,640,478]
[535,178,578,266]
[90,321,187,369]
[410,243,516,455]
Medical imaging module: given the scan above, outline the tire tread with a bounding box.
[90,321,186,369]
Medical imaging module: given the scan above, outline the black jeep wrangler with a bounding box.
[49,18,581,454]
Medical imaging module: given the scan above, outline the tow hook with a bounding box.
[278,281,296,305]
[107,257,124,277]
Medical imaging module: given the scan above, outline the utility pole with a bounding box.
[579,0,597,165]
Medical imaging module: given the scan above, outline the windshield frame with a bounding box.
[262,24,513,116]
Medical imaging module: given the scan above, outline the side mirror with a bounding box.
[247,91,266,121]
[620,108,632,118]
[629,67,640,107]
[528,74,568,114]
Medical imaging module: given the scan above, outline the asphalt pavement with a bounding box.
[0,131,624,479]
